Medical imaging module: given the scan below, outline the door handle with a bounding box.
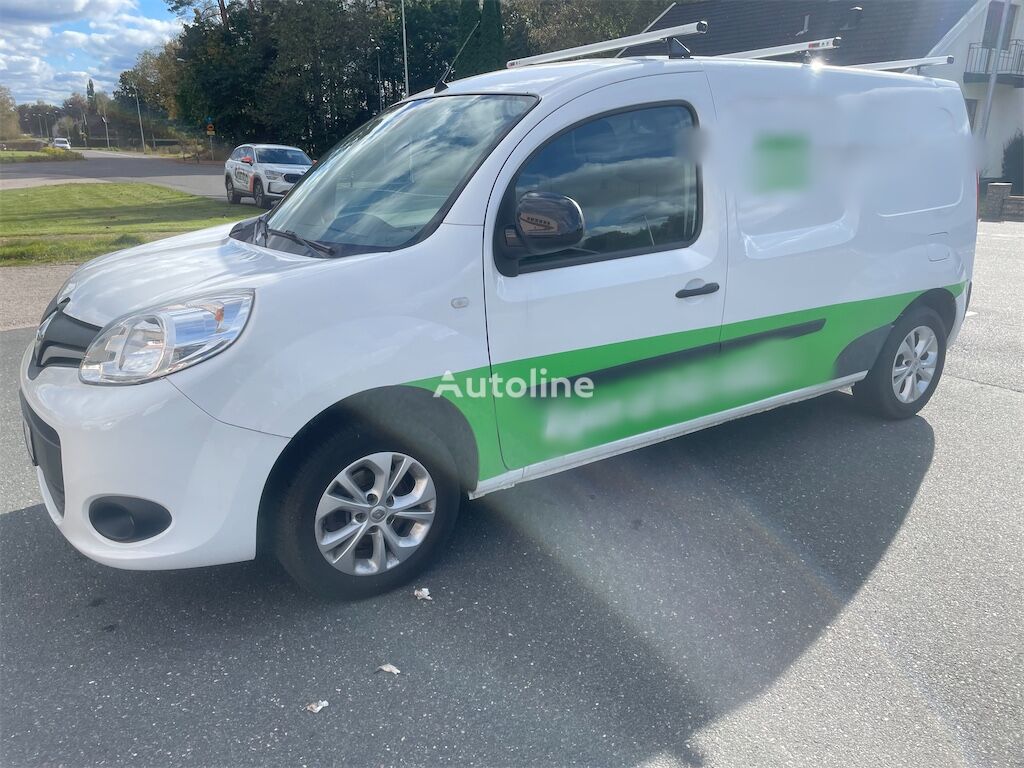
[675,282,720,299]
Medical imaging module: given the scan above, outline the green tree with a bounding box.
[139,0,654,156]
[167,0,230,26]
[503,0,652,56]
[477,0,505,73]
[404,0,460,93]
[453,0,482,79]
[0,85,21,139]
[56,115,75,141]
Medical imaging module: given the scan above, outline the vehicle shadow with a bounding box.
[0,392,933,767]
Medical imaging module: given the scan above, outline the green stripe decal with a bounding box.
[413,284,963,482]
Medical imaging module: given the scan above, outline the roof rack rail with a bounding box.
[718,37,841,60]
[506,20,708,69]
[852,55,954,72]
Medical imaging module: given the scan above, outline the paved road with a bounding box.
[0,224,1021,767]
[0,149,226,199]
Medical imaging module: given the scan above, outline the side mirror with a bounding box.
[514,191,585,256]
[241,156,253,165]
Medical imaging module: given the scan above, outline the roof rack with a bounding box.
[505,24,948,75]
[852,55,955,72]
[718,37,841,60]
[506,20,708,69]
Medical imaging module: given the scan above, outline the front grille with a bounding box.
[29,304,100,377]
[284,173,301,184]
[20,393,65,514]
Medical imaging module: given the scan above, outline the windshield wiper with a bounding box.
[264,224,336,258]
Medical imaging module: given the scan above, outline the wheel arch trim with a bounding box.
[256,385,480,554]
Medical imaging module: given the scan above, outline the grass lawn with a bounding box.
[0,149,85,163]
[0,183,253,266]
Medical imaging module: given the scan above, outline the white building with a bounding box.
[636,0,1023,181]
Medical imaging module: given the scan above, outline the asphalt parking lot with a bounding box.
[0,149,226,199]
[0,223,1021,767]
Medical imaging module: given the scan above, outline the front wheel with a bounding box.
[253,178,267,208]
[853,307,947,419]
[272,423,461,599]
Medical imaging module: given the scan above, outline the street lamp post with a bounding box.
[376,46,383,113]
[80,105,89,148]
[131,82,147,154]
[401,0,409,97]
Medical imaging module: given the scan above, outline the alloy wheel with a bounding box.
[314,452,436,576]
[891,325,938,404]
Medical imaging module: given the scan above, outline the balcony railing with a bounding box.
[965,40,1024,86]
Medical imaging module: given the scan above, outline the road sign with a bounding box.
[206,123,215,136]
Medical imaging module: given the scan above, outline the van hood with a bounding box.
[58,221,319,327]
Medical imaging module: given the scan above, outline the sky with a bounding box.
[0,0,183,104]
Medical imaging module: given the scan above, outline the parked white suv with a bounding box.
[20,54,975,599]
[224,143,312,207]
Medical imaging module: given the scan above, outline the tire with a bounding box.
[253,178,267,209]
[852,306,947,419]
[225,177,241,204]
[272,422,461,600]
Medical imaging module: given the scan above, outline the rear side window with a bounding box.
[500,103,700,273]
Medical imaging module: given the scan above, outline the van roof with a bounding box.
[413,56,955,102]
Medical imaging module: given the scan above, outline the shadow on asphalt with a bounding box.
[0,392,933,767]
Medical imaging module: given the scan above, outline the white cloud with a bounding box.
[0,0,181,103]
[0,0,134,26]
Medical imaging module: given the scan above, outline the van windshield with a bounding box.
[265,94,536,256]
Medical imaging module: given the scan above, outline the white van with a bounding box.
[19,49,975,598]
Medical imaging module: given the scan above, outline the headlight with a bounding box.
[80,292,253,385]
[265,170,282,180]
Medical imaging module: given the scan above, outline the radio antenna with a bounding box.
[435,20,481,93]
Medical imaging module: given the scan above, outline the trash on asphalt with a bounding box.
[376,663,401,675]
[414,587,432,602]
[305,700,329,713]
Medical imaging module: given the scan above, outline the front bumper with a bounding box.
[18,344,288,570]
[264,179,296,197]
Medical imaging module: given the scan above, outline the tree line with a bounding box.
[118,0,656,156]
[1,1,658,154]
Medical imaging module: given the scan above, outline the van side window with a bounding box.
[500,103,700,273]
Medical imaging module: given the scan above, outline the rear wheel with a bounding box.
[853,307,947,419]
[272,423,460,599]
[225,177,241,204]
[253,178,267,208]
